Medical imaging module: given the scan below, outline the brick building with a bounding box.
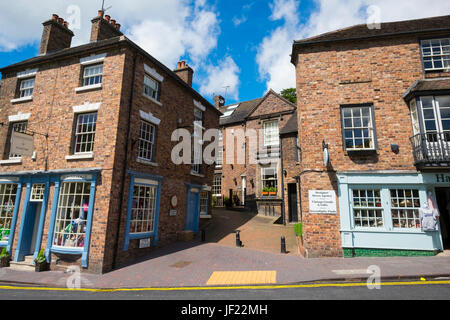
[0,11,220,273]
[213,90,299,223]
[291,15,450,258]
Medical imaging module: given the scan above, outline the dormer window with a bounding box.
[83,63,103,87]
[19,77,35,98]
[421,38,450,72]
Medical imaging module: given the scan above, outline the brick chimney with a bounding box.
[174,60,194,87]
[39,14,74,55]
[90,10,123,42]
[214,95,225,109]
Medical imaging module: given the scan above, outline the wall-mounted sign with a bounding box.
[139,238,151,249]
[10,131,34,157]
[170,195,178,208]
[169,209,177,216]
[309,190,337,214]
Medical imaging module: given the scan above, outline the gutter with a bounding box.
[112,52,137,270]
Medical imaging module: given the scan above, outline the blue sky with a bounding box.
[1,0,450,106]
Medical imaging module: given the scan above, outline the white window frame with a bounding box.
[351,189,384,229]
[143,74,160,102]
[200,191,208,215]
[261,166,278,190]
[19,77,35,98]
[82,63,103,87]
[30,184,45,202]
[0,183,18,243]
[263,120,279,147]
[421,37,450,71]
[52,182,91,249]
[138,120,156,162]
[390,188,421,229]
[73,112,97,154]
[129,183,157,235]
[213,175,222,196]
[341,105,376,151]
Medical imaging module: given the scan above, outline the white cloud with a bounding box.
[232,16,248,27]
[199,56,240,101]
[0,0,220,69]
[257,0,450,93]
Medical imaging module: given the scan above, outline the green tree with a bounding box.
[280,88,297,104]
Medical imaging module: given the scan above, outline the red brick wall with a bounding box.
[294,34,448,257]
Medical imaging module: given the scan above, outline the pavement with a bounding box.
[0,208,449,289]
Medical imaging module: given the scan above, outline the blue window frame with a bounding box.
[0,180,22,254]
[45,174,97,268]
[123,171,163,251]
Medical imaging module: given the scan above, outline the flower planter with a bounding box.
[269,192,277,196]
[35,261,49,272]
[0,257,10,268]
[261,192,269,196]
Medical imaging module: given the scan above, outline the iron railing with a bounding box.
[410,132,450,166]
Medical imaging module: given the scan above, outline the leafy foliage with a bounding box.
[280,88,297,103]
[34,248,46,264]
[0,247,9,259]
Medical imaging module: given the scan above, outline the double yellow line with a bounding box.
[0,279,449,293]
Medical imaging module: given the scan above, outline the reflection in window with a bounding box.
[352,189,383,228]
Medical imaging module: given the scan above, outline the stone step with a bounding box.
[9,262,35,272]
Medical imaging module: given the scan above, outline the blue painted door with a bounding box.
[185,189,200,232]
[19,203,40,258]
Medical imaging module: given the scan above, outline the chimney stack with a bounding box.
[174,60,194,87]
[214,95,226,109]
[39,14,74,55]
[90,12,123,42]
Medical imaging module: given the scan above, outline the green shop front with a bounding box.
[338,171,448,257]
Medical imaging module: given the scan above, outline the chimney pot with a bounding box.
[63,21,69,28]
[39,14,74,55]
[57,17,64,25]
[98,10,104,18]
[52,14,59,21]
[115,23,121,31]
[105,15,111,22]
[90,12,123,42]
[110,19,116,26]
[174,60,194,87]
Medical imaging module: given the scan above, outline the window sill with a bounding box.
[75,83,102,93]
[0,158,22,165]
[137,158,159,167]
[345,149,377,155]
[11,96,33,104]
[65,152,94,161]
[190,171,204,178]
[143,93,163,106]
[200,215,212,219]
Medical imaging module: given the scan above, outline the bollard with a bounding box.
[281,236,287,254]
[201,229,206,242]
[236,230,243,247]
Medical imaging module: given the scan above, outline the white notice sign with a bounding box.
[10,131,34,157]
[309,190,337,214]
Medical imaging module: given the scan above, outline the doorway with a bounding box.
[288,183,298,223]
[435,187,450,249]
[17,202,42,261]
[185,187,200,233]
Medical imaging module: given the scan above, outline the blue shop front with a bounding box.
[0,169,99,268]
[338,171,448,257]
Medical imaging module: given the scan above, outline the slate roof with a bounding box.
[294,15,450,46]
[219,90,296,126]
[403,78,450,101]
[0,35,220,115]
[280,111,298,135]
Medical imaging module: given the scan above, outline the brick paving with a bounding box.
[0,208,449,289]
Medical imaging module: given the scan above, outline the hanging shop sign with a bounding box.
[10,131,34,157]
[309,190,337,214]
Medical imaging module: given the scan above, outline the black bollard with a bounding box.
[236,230,242,247]
[201,229,206,242]
[281,236,287,254]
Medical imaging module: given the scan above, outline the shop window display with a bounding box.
[130,184,157,234]
[53,182,91,249]
[0,184,17,242]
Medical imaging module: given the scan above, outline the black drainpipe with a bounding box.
[112,52,137,270]
[279,135,286,226]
